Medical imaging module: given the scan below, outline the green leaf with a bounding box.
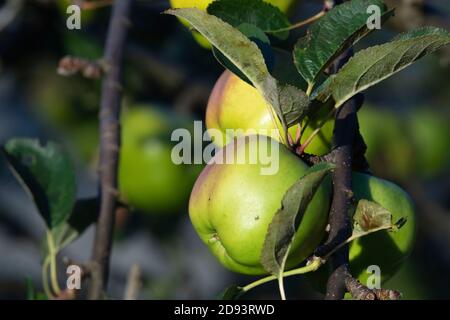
[49,198,98,254]
[330,27,450,108]
[271,48,308,90]
[165,8,273,92]
[2,138,76,230]
[217,285,244,300]
[310,75,334,102]
[260,162,335,277]
[207,0,290,40]
[278,84,310,127]
[294,0,391,85]
[391,26,449,41]
[165,8,310,139]
[212,23,274,85]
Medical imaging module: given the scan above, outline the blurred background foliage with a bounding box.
[0,0,449,299]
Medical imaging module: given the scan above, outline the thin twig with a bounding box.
[88,0,132,300]
[268,10,325,33]
[124,264,141,300]
[344,273,401,300]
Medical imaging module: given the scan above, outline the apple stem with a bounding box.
[46,231,62,296]
[296,108,335,155]
[306,83,314,97]
[41,257,55,300]
[298,127,321,155]
[278,277,287,300]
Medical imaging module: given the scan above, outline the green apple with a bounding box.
[206,70,334,155]
[119,106,201,214]
[360,106,449,179]
[382,260,432,299]
[307,172,416,292]
[349,172,416,285]
[407,108,450,178]
[358,106,414,180]
[170,0,298,49]
[189,135,331,275]
[29,62,100,162]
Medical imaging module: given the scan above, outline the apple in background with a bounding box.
[358,106,414,180]
[359,105,449,180]
[407,108,450,178]
[119,106,202,214]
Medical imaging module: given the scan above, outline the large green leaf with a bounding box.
[294,0,391,86]
[207,0,290,40]
[260,162,334,277]
[165,8,310,137]
[330,27,450,108]
[2,138,76,230]
[165,8,273,93]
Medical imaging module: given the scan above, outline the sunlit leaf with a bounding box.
[294,0,391,85]
[330,27,450,107]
